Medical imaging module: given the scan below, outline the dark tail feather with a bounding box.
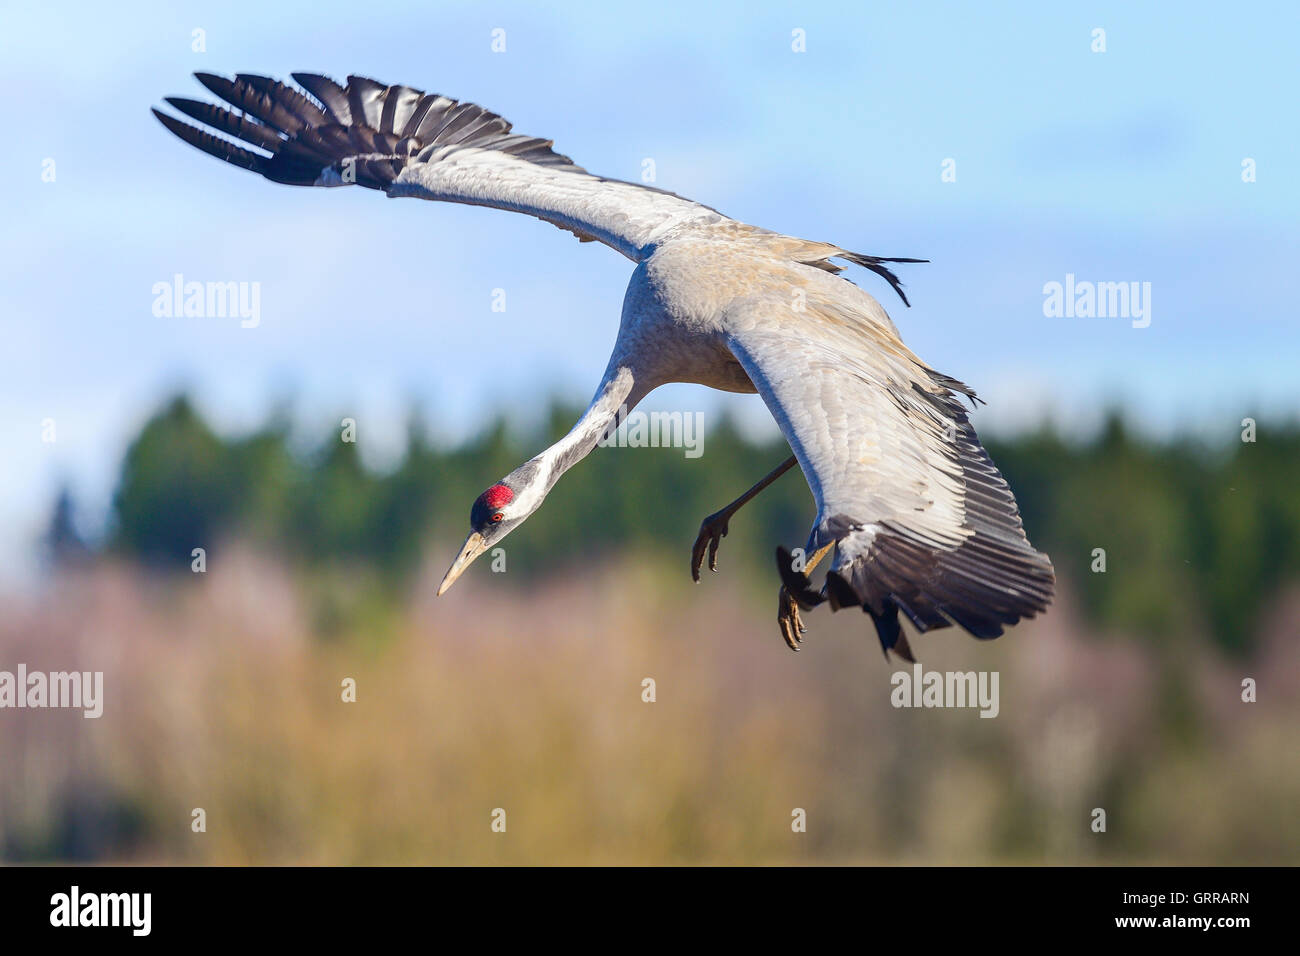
[838,252,929,307]
[864,599,917,662]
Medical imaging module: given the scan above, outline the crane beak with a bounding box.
[437,531,488,596]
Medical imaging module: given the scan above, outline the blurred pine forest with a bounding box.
[87,395,1300,657]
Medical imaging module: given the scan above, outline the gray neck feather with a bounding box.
[538,365,638,495]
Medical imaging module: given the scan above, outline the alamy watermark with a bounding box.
[599,406,704,458]
[890,663,999,718]
[152,273,261,328]
[0,665,103,718]
[1043,273,1151,328]
[50,886,150,936]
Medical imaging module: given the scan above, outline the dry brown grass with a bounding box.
[1,547,1296,864]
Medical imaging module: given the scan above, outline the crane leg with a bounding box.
[689,454,834,651]
[690,454,798,582]
[777,541,835,651]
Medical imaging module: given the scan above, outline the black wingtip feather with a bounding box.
[290,72,352,124]
[152,107,265,173]
[156,71,587,194]
[163,96,283,151]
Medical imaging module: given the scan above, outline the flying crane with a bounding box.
[154,72,1055,659]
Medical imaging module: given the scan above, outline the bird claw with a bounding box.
[690,510,731,582]
[778,584,808,651]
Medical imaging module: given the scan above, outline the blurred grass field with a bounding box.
[3,543,1297,865]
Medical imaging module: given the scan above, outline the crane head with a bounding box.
[437,480,526,595]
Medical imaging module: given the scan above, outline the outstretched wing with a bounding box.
[153,72,727,260]
[725,285,1055,659]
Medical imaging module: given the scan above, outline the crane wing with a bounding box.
[153,72,726,261]
[724,293,1055,656]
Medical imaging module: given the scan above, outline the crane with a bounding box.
[154,72,1055,660]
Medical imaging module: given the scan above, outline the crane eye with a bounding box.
[490,512,504,523]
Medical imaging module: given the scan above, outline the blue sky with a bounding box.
[2,0,1298,582]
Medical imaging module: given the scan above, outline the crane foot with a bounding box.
[777,585,808,651]
[690,509,732,582]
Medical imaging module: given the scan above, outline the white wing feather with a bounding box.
[724,284,1054,647]
[389,149,726,260]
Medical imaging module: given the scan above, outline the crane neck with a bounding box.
[515,365,643,511]
[546,365,638,483]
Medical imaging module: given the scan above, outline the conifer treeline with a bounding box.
[92,396,1300,656]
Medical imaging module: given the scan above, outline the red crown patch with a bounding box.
[482,484,514,509]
